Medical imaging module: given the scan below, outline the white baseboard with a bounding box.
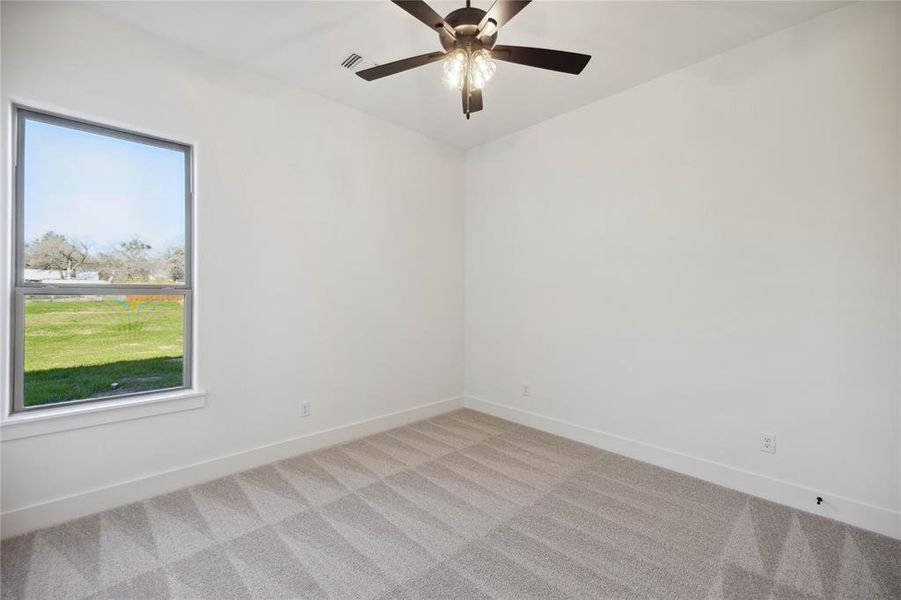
[464,395,900,540]
[0,395,464,540]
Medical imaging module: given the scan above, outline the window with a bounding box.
[11,108,193,412]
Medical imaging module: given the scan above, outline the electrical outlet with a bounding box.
[300,401,311,418]
[760,432,776,454]
[521,384,531,398]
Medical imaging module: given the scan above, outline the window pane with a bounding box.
[23,294,185,407]
[22,117,187,284]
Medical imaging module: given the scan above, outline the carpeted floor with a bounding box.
[1,409,898,599]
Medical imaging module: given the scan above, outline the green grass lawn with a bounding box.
[24,297,184,406]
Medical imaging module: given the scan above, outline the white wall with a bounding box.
[465,2,901,536]
[0,1,463,533]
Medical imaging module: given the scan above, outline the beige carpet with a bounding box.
[1,409,898,599]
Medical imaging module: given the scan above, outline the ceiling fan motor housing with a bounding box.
[439,7,497,51]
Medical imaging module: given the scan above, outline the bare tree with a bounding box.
[98,237,153,282]
[24,231,89,279]
[159,246,185,282]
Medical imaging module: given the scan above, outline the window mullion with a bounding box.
[22,286,189,297]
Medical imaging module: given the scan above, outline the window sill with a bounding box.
[0,390,206,441]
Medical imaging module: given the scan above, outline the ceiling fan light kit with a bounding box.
[357,0,592,120]
[443,48,496,90]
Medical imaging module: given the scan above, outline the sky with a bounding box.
[23,118,186,254]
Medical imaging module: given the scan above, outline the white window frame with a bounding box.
[9,106,195,414]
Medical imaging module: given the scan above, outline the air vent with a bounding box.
[340,53,377,74]
[342,53,363,69]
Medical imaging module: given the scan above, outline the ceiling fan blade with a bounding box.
[490,45,591,75]
[392,1,455,37]
[470,89,483,113]
[356,51,446,81]
[478,0,531,35]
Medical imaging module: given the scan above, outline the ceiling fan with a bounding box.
[356,0,591,119]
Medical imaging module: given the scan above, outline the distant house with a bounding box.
[23,269,102,283]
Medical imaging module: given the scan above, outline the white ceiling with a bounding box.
[90,1,844,149]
